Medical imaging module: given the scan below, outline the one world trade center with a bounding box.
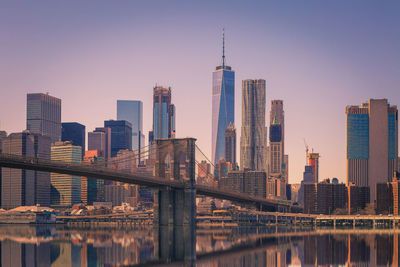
[212,30,235,168]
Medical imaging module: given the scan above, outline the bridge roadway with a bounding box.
[0,153,299,211]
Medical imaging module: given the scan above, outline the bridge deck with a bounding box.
[0,153,300,211]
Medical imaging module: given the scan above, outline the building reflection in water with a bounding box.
[1,226,400,266]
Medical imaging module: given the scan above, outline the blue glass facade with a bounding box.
[154,103,159,138]
[161,102,168,138]
[347,113,369,159]
[388,113,396,159]
[151,87,175,142]
[62,122,85,159]
[212,68,235,165]
[104,120,132,157]
[269,125,282,142]
[117,100,143,151]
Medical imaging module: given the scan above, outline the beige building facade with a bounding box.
[240,79,266,171]
[346,99,398,202]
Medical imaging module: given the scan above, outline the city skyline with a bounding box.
[1,1,400,184]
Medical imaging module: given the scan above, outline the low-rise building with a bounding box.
[304,179,347,215]
[220,170,267,199]
[105,184,138,207]
[376,172,400,215]
[347,183,370,214]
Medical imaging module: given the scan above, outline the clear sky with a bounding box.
[0,1,399,184]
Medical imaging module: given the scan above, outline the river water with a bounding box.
[0,225,399,266]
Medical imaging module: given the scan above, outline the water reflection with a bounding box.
[1,225,400,266]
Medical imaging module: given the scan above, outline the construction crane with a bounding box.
[303,138,309,165]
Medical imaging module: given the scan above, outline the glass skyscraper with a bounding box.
[62,122,86,159]
[117,100,145,151]
[149,86,175,142]
[104,120,132,157]
[27,93,61,143]
[346,99,398,202]
[212,31,235,166]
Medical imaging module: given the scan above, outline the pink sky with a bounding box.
[0,1,399,184]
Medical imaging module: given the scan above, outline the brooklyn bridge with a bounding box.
[0,137,301,264]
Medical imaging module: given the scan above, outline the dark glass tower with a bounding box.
[104,120,132,157]
[62,122,85,158]
[212,29,235,166]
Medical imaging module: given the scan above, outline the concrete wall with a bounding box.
[369,99,389,202]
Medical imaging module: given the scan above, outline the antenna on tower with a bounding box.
[222,28,225,68]
[303,138,309,165]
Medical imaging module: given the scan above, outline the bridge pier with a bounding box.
[153,138,197,264]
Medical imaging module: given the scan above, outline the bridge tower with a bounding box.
[153,138,196,264]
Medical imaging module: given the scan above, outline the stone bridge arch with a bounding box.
[155,138,196,186]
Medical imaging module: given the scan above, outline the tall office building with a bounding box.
[149,86,175,143]
[216,158,232,181]
[62,122,85,158]
[81,150,104,205]
[268,100,288,199]
[117,100,145,151]
[50,141,82,207]
[1,132,51,209]
[240,79,266,171]
[105,150,138,206]
[197,160,212,184]
[211,30,235,166]
[308,152,320,183]
[225,123,237,170]
[88,127,111,160]
[33,134,52,207]
[27,93,61,143]
[104,120,132,157]
[284,154,289,182]
[269,100,287,179]
[270,100,284,142]
[298,165,315,205]
[346,99,398,202]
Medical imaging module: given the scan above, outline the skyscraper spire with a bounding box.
[222,28,225,68]
[272,113,279,125]
[212,27,235,167]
